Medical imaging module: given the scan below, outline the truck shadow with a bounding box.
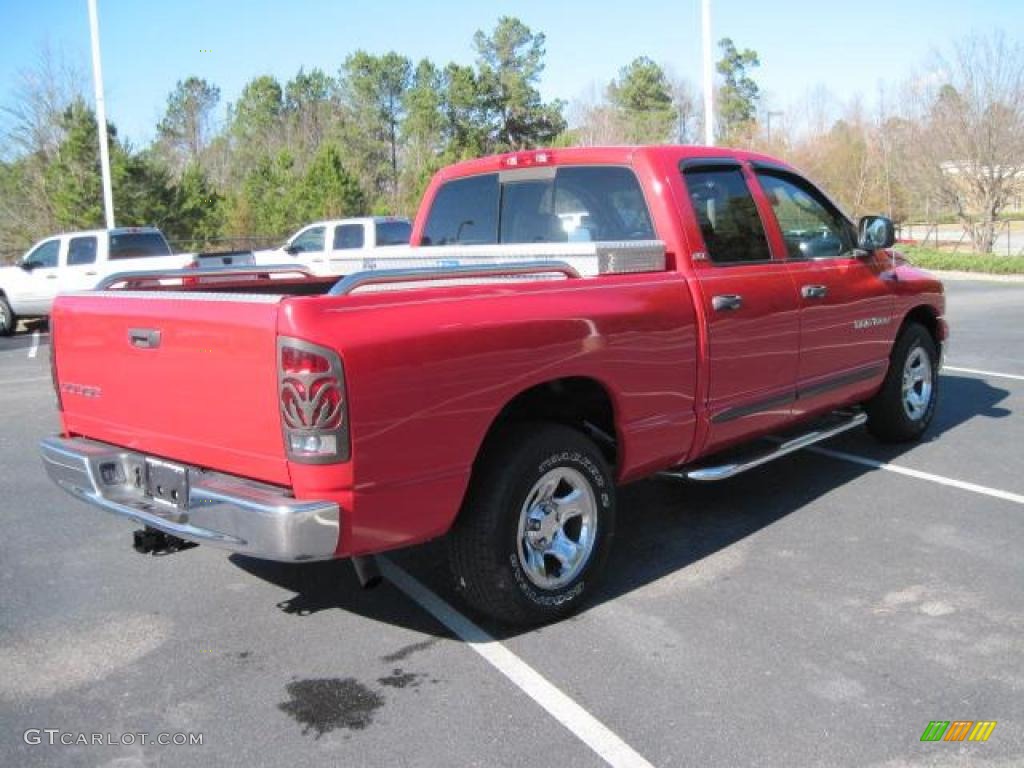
[231,373,1010,640]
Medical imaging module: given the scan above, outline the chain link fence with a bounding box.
[896,220,1024,256]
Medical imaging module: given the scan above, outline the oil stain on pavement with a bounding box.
[278,678,385,737]
[377,668,424,689]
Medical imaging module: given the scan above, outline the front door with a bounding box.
[18,238,63,315]
[753,169,895,418]
[680,162,801,452]
[288,226,327,273]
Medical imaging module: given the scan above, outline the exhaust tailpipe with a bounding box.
[351,555,382,589]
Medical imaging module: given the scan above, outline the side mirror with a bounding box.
[19,260,38,272]
[283,244,299,256]
[857,216,895,251]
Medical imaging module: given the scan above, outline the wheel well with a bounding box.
[478,377,618,468]
[902,305,940,347]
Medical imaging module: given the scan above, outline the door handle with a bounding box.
[46,274,58,279]
[712,294,743,311]
[85,271,98,276]
[128,328,161,349]
[801,284,828,299]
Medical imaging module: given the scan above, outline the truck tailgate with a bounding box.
[52,292,290,486]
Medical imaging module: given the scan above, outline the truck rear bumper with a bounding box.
[39,436,340,562]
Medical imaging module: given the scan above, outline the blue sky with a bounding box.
[2,0,1021,148]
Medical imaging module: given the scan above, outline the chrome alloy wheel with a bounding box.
[902,345,933,421]
[0,302,10,334]
[516,467,598,590]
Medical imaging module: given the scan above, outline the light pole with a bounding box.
[87,0,115,228]
[701,0,714,146]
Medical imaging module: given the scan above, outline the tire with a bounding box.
[865,322,939,443]
[448,423,616,625]
[0,295,15,337]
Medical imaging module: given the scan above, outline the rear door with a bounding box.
[326,222,367,274]
[680,160,801,452]
[63,234,102,292]
[752,168,894,417]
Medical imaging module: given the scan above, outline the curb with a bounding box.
[930,270,1024,284]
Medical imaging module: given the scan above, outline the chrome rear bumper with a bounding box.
[39,436,340,562]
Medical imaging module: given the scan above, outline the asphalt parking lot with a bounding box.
[1,279,1021,768]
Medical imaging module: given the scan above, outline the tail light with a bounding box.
[182,258,199,287]
[503,150,554,168]
[277,337,349,463]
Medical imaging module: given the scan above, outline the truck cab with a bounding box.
[0,227,190,334]
[254,216,412,275]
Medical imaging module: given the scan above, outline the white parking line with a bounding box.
[944,365,1024,382]
[806,445,1024,505]
[380,558,655,768]
[27,330,40,358]
[0,376,51,386]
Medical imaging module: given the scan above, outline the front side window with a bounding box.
[374,219,411,246]
[757,172,856,259]
[682,167,771,264]
[422,174,499,245]
[24,239,60,268]
[333,224,365,250]
[109,232,172,260]
[290,227,325,253]
[500,166,655,244]
[68,236,97,266]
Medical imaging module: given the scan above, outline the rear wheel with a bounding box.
[865,322,939,442]
[0,295,16,336]
[447,423,616,625]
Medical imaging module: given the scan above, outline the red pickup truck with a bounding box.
[41,146,946,624]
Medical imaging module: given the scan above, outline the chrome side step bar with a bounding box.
[661,411,868,483]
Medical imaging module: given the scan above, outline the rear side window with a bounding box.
[333,224,364,250]
[422,174,499,245]
[682,168,771,264]
[109,232,172,260]
[68,236,97,265]
[375,219,411,246]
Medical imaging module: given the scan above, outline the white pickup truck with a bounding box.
[254,216,412,275]
[0,227,192,335]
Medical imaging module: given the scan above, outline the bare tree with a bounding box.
[156,77,221,175]
[0,46,86,255]
[567,83,625,146]
[899,32,1024,252]
[666,71,698,144]
[1,44,86,160]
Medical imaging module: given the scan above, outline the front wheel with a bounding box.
[447,423,616,625]
[865,322,939,442]
[0,295,15,336]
